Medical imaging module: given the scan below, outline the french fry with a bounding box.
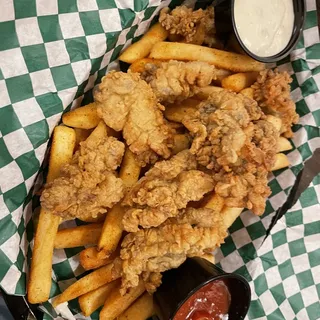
[79,281,119,317]
[98,149,141,255]
[28,216,59,303]
[172,134,191,155]
[117,293,155,320]
[128,58,163,73]
[100,279,145,320]
[277,137,293,152]
[271,153,290,171]
[204,193,225,213]
[164,98,200,123]
[85,120,122,143]
[203,194,242,232]
[53,260,121,307]
[62,103,100,129]
[97,203,124,257]
[221,72,258,93]
[240,87,254,99]
[266,115,282,133]
[213,69,232,85]
[74,128,92,150]
[222,207,244,229]
[46,126,76,182]
[119,23,168,64]
[80,246,120,270]
[28,126,76,304]
[54,224,102,249]
[119,148,142,188]
[85,120,109,144]
[78,212,107,223]
[195,86,224,100]
[129,58,226,78]
[149,42,265,72]
[64,109,120,139]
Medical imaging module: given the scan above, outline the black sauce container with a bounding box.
[154,257,251,320]
[213,0,306,63]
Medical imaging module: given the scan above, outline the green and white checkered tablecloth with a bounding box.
[216,173,320,319]
[0,0,319,319]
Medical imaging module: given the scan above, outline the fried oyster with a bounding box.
[41,136,125,221]
[95,71,173,166]
[141,60,217,103]
[252,69,299,138]
[120,207,227,294]
[159,6,216,46]
[183,90,279,215]
[122,150,214,232]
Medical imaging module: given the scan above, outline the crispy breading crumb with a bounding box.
[159,6,216,46]
[120,207,227,294]
[141,60,217,103]
[122,150,215,231]
[41,136,125,220]
[183,90,279,215]
[252,69,299,138]
[95,71,173,166]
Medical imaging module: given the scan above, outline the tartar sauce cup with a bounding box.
[154,257,251,320]
[231,0,306,62]
[212,0,306,63]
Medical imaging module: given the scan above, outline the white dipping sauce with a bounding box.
[234,0,294,57]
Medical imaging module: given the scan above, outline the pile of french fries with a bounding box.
[27,18,293,320]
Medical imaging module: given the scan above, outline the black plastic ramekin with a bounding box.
[213,0,306,63]
[231,0,306,63]
[154,257,251,320]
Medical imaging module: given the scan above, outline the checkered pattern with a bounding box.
[217,176,320,320]
[0,0,319,319]
[0,0,170,297]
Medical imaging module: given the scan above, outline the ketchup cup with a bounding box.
[154,257,251,320]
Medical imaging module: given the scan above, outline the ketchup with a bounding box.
[173,280,231,320]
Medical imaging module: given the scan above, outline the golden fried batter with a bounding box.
[120,207,227,293]
[159,6,216,46]
[183,90,264,169]
[183,90,279,214]
[41,136,125,220]
[142,272,162,293]
[252,69,299,137]
[169,207,222,227]
[122,150,214,232]
[95,71,173,166]
[141,60,217,103]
